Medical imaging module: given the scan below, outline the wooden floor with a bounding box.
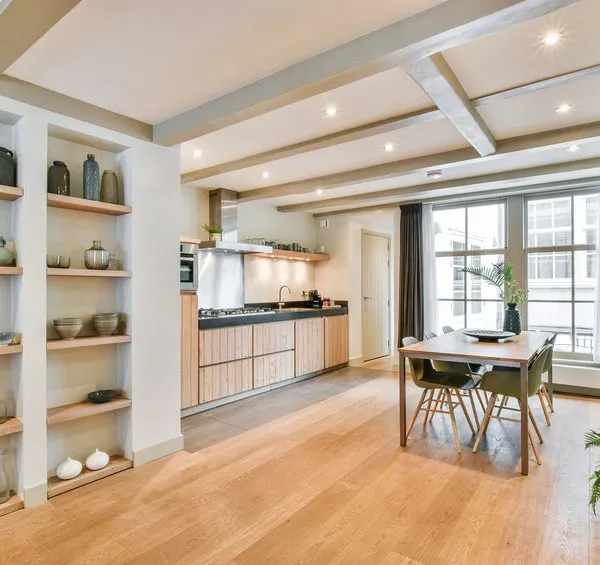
[1,362,600,565]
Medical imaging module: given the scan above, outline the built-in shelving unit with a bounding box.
[47,335,131,351]
[0,418,23,439]
[0,266,23,276]
[0,493,24,518]
[47,194,131,216]
[47,268,131,278]
[180,236,202,245]
[47,397,131,426]
[0,344,22,356]
[47,455,133,498]
[0,185,23,201]
[256,249,330,262]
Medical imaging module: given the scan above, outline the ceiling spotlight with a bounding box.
[556,103,573,114]
[567,145,580,153]
[541,31,562,46]
[261,171,270,179]
[384,143,395,152]
[192,149,202,158]
[316,188,323,195]
[325,106,337,117]
[427,170,443,180]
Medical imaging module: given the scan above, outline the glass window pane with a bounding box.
[468,203,505,250]
[527,252,572,300]
[437,256,464,299]
[438,301,465,330]
[527,197,572,247]
[575,303,594,356]
[575,194,599,245]
[434,208,465,252]
[467,301,504,329]
[466,254,504,300]
[528,302,572,353]
[575,250,596,300]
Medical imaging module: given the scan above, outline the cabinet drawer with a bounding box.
[253,321,294,356]
[199,325,253,366]
[253,351,295,388]
[199,359,253,403]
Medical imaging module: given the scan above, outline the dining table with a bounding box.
[398,330,554,475]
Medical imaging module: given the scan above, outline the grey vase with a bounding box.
[83,154,100,200]
[47,161,70,196]
[0,147,16,187]
[84,240,109,270]
[100,170,119,204]
[503,303,522,335]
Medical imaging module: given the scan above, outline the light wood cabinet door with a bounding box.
[199,359,253,403]
[181,293,199,409]
[253,321,294,356]
[324,315,349,368]
[295,318,324,377]
[253,351,295,388]
[199,326,253,366]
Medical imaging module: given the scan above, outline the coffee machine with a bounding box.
[307,289,323,309]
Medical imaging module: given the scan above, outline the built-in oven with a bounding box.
[180,243,198,291]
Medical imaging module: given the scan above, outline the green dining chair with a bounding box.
[402,336,481,454]
[472,344,553,465]
[442,326,454,334]
[424,330,437,340]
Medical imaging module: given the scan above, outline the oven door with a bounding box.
[180,256,197,291]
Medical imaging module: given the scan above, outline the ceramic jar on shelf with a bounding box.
[83,154,100,200]
[0,447,10,503]
[100,170,119,204]
[47,161,70,196]
[84,240,109,270]
[0,147,16,187]
[0,236,15,267]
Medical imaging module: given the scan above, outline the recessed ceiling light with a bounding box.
[384,143,395,152]
[261,171,270,179]
[427,170,443,180]
[567,144,580,153]
[541,31,562,46]
[556,103,573,114]
[316,188,323,195]
[325,106,337,117]
[192,149,202,158]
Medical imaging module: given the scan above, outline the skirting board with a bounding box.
[133,435,184,467]
[23,482,47,507]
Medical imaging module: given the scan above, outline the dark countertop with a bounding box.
[198,306,348,330]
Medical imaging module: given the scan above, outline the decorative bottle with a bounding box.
[100,170,119,204]
[83,154,100,200]
[47,161,70,195]
[0,447,10,504]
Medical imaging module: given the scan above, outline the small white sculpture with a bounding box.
[85,449,109,471]
[56,457,83,480]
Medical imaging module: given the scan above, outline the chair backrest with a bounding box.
[442,326,454,334]
[527,344,553,396]
[423,331,437,340]
[401,336,427,383]
[542,333,557,374]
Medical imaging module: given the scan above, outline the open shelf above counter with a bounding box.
[47,194,131,216]
[47,268,131,278]
[47,335,131,351]
[254,249,330,262]
[0,493,24,518]
[0,267,23,276]
[47,455,133,498]
[0,417,23,439]
[0,344,22,356]
[0,185,23,201]
[47,397,131,426]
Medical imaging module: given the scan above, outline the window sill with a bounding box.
[555,359,600,369]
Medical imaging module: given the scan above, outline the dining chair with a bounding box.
[473,344,552,465]
[402,336,481,454]
[424,331,437,340]
[442,326,454,334]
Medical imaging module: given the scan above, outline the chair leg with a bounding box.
[468,390,480,429]
[428,389,443,424]
[528,428,542,465]
[445,389,462,454]
[423,389,436,424]
[541,383,554,412]
[537,390,551,427]
[475,389,487,412]
[473,393,497,453]
[528,406,544,444]
[455,390,476,435]
[482,394,497,435]
[496,395,509,418]
[407,390,428,439]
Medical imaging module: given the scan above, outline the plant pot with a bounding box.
[208,233,222,241]
[47,161,70,195]
[503,303,521,335]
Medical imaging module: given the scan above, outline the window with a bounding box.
[434,202,506,330]
[526,193,599,358]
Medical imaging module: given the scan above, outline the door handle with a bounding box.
[363,296,373,300]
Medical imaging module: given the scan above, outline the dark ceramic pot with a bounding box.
[83,154,100,200]
[0,147,16,187]
[503,303,521,335]
[47,161,70,195]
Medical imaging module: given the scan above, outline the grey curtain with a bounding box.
[399,203,424,343]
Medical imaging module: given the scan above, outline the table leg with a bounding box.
[520,361,529,476]
[399,352,407,446]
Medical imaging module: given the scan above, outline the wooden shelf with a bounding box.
[47,397,131,426]
[47,194,131,216]
[256,249,330,262]
[0,266,23,275]
[0,493,24,518]
[0,344,22,356]
[47,455,132,499]
[0,185,23,201]
[180,236,203,245]
[0,417,23,439]
[47,335,131,351]
[47,268,131,278]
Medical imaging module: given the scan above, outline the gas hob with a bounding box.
[198,307,272,319]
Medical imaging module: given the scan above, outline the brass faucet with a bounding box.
[278,285,291,310]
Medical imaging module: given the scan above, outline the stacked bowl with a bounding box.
[92,313,119,336]
[53,318,83,340]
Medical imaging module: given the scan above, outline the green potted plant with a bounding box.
[585,430,600,514]
[202,224,223,242]
[462,262,528,334]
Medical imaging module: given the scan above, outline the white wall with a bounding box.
[181,183,209,240]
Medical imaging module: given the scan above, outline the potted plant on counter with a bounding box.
[462,262,528,334]
[202,224,223,242]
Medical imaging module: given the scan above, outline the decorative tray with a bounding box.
[462,329,515,342]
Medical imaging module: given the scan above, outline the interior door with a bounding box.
[362,232,390,361]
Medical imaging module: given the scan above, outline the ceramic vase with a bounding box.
[503,303,522,335]
[56,457,83,480]
[0,147,16,187]
[0,236,14,266]
[47,161,70,196]
[0,448,9,504]
[83,154,100,200]
[85,449,109,471]
[84,240,109,270]
[100,170,119,204]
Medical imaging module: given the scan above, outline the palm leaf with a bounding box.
[585,430,600,450]
[590,470,600,515]
[461,263,506,290]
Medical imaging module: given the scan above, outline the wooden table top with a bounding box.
[399,330,554,364]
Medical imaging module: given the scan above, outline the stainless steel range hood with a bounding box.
[198,188,273,254]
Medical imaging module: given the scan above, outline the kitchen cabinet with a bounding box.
[254,351,295,388]
[181,293,199,409]
[295,318,324,376]
[199,326,253,366]
[253,320,294,356]
[324,314,349,368]
[199,359,253,403]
